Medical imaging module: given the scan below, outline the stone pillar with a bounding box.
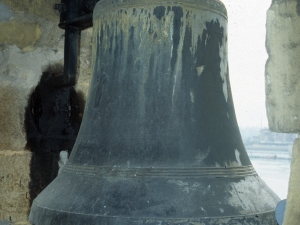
[266,0,300,224]
[284,138,300,224]
[266,0,300,133]
[0,1,92,223]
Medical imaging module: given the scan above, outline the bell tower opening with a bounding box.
[221,0,291,200]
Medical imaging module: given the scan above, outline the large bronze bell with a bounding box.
[29,0,280,224]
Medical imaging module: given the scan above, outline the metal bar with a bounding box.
[51,0,99,87]
[51,27,80,87]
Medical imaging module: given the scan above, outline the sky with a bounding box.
[221,0,272,128]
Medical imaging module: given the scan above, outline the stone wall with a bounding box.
[0,0,92,223]
[266,0,300,224]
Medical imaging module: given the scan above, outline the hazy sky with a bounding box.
[221,0,272,128]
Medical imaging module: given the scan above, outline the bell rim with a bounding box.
[29,168,280,224]
[30,201,278,224]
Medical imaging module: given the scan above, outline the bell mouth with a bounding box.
[29,165,279,225]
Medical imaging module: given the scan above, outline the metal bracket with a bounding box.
[52,0,99,87]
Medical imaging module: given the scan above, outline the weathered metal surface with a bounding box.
[29,0,280,224]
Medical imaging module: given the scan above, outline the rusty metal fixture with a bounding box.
[52,0,99,87]
[29,0,280,224]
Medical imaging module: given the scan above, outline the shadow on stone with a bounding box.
[24,64,84,213]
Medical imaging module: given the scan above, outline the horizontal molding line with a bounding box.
[62,164,256,179]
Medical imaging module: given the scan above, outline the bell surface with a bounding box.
[29,0,280,224]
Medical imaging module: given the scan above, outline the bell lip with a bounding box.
[93,0,228,19]
[29,169,280,225]
[29,201,277,224]
[30,201,276,219]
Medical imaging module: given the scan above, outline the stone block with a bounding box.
[0,21,41,50]
[265,0,300,132]
[0,151,31,223]
[0,85,27,151]
[1,0,59,22]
